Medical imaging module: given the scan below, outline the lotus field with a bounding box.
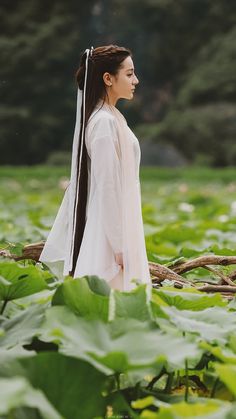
[1,166,236,419]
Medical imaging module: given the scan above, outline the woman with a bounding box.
[39,45,151,292]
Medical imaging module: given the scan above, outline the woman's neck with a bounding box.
[104,92,119,107]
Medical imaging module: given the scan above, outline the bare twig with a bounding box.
[203,265,236,287]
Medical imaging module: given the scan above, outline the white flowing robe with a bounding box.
[39,98,151,291]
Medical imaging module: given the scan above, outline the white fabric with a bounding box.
[39,92,151,291]
[68,50,90,273]
[38,89,83,275]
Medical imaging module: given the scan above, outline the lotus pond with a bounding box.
[1,166,236,418]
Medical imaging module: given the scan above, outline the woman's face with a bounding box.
[104,56,139,104]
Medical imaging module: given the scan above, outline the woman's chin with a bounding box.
[122,93,134,100]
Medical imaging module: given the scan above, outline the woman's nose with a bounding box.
[134,74,139,85]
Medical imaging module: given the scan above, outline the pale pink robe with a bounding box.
[39,98,151,291]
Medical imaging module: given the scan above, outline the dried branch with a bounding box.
[203,265,236,287]
[149,261,186,282]
[0,241,45,261]
[2,242,236,297]
[197,285,236,293]
[170,255,236,274]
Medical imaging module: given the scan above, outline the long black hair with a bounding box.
[69,44,132,277]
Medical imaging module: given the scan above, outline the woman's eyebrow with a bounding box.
[126,68,134,72]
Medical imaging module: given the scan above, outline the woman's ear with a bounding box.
[103,72,113,87]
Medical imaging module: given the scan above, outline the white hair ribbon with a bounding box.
[66,46,94,273]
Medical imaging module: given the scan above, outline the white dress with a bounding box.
[39,99,151,291]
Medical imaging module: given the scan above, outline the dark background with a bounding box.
[1,0,236,166]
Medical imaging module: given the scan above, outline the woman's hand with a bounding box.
[115,252,124,270]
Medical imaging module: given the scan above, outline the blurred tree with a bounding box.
[0,0,236,165]
[146,26,236,166]
[0,0,96,164]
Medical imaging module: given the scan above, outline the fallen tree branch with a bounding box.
[170,255,236,274]
[197,285,236,293]
[0,242,45,261]
[1,242,236,297]
[148,261,188,282]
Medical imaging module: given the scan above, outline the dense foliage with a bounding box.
[1,166,236,417]
[1,0,236,165]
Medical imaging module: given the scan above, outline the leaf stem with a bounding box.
[176,370,180,387]
[210,377,219,398]
[146,368,166,390]
[165,371,174,393]
[0,300,8,315]
[185,359,189,402]
[115,372,120,391]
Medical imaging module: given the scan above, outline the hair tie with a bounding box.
[77,45,94,218]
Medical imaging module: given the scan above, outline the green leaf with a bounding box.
[105,390,136,418]
[228,300,236,312]
[200,342,236,364]
[7,241,25,256]
[109,284,152,321]
[140,400,234,418]
[52,277,109,321]
[85,275,111,296]
[0,303,47,349]
[132,395,158,409]
[20,352,107,419]
[0,346,34,378]
[152,287,226,311]
[229,334,236,353]
[214,363,236,397]
[39,306,201,374]
[159,305,236,344]
[0,260,51,302]
[0,376,62,418]
[179,247,207,258]
[209,245,236,256]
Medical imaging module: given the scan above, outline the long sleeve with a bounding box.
[89,116,123,254]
